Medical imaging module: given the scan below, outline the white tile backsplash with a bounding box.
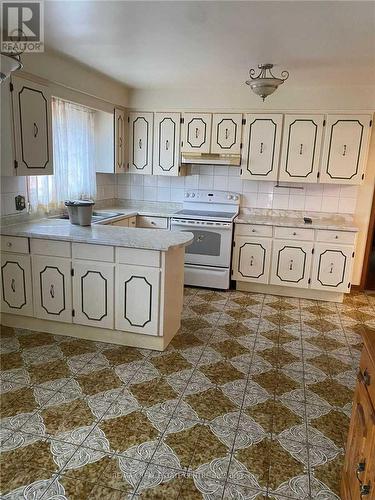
[0,176,28,215]
[112,165,359,214]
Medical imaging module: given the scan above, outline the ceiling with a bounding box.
[44,1,375,89]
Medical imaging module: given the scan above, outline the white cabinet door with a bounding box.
[115,264,160,335]
[241,114,283,180]
[153,112,181,176]
[279,115,324,183]
[181,113,211,153]
[270,240,313,288]
[129,112,153,175]
[1,81,15,176]
[310,243,354,293]
[1,253,33,316]
[72,260,114,329]
[32,256,72,323]
[11,76,53,176]
[114,108,127,173]
[320,114,372,184]
[211,113,242,154]
[232,236,272,284]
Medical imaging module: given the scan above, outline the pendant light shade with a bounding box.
[245,63,289,101]
[0,53,23,83]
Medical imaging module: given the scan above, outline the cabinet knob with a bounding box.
[7,242,12,247]
[252,229,256,232]
[360,484,371,497]
[293,232,297,236]
[335,235,338,239]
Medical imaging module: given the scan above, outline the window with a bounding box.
[27,97,97,212]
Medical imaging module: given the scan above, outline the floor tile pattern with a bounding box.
[1,289,374,499]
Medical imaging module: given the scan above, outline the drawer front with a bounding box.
[359,347,375,407]
[116,247,160,267]
[111,219,129,227]
[137,216,169,229]
[235,224,273,238]
[1,236,29,254]
[274,226,314,241]
[72,243,114,262]
[316,230,356,245]
[128,216,136,227]
[30,238,71,258]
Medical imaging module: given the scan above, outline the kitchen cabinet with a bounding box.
[0,81,15,176]
[136,216,169,229]
[110,216,136,227]
[279,114,324,182]
[11,75,53,176]
[129,112,153,175]
[32,255,72,323]
[310,243,354,292]
[211,113,242,154]
[1,253,33,316]
[181,113,212,153]
[241,114,283,181]
[153,112,181,176]
[320,114,372,184]
[232,236,272,284]
[114,108,127,173]
[342,330,375,500]
[270,240,313,289]
[115,264,160,335]
[72,260,114,329]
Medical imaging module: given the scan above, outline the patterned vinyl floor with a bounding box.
[1,288,375,499]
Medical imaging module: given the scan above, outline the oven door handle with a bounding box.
[171,221,231,229]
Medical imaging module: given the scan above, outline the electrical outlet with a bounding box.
[15,195,26,211]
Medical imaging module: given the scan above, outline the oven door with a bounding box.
[170,219,233,268]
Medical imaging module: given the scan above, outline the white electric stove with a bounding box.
[170,190,240,289]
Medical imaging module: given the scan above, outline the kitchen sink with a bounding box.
[52,211,125,223]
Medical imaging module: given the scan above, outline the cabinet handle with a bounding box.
[289,259,294,271]
[343,144,347,156]
[195,128,199,139]
[251,229,256,233]
[299,144,303,155]
[11,278,16,293]
[151,221,156,225]
[356,461,366,486]
[360,484,371,497]
[139,139,142,149]
[293,232,297,236]
[335,235,338,239]
[329,263,334,274]
[33,122,39,138]
[225,128,229,140]
[119,137,122,148]
[250,256,254,266]
[166,140,169,151]
[6,242,12,247]
[260,142,264,154]
[361,368,371,386]
[50,284,55,299]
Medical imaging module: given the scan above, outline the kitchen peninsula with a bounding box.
[0,219,193,351]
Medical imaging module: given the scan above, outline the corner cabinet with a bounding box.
[114,108,127,173]
[320,114,372,184]
[129,112,153,175]
[11,76,53,176]
[181,113,212,153]
[1,252,33,316]
[279,114,324,183]
[153,112,181,176]
[240,114,283,181]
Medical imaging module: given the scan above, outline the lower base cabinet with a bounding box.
[72,260,114,329]
[1,253,33,316]
[270,240,313,289]
[232,236,271,284]
[115,264,160,335]
[32,256,72,323]
[310,243,353,292]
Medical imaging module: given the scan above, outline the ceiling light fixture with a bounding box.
[0,52,23,83]
[245,63,289,101]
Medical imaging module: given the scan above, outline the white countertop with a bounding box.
[0,218,194,251]
[235,209,359,232]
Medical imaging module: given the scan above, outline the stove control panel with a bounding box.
[184,190,240,204]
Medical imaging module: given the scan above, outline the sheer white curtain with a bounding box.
[28,97,96,213]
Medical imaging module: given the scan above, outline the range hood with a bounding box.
[181,153,241,166]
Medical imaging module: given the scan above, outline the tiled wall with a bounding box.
[116,165,359,214]
[96,173,117,201]
[0,177,28,216]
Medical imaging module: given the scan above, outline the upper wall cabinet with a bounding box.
[129,112,153,175]
[211,113,243,154]
[181,113,212,153]
[114,108,127,173]
[153,112,181,176]
[240,114,283,181]
[320,114,372,184]
[279,114,324,183]
[11,76,53,176]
